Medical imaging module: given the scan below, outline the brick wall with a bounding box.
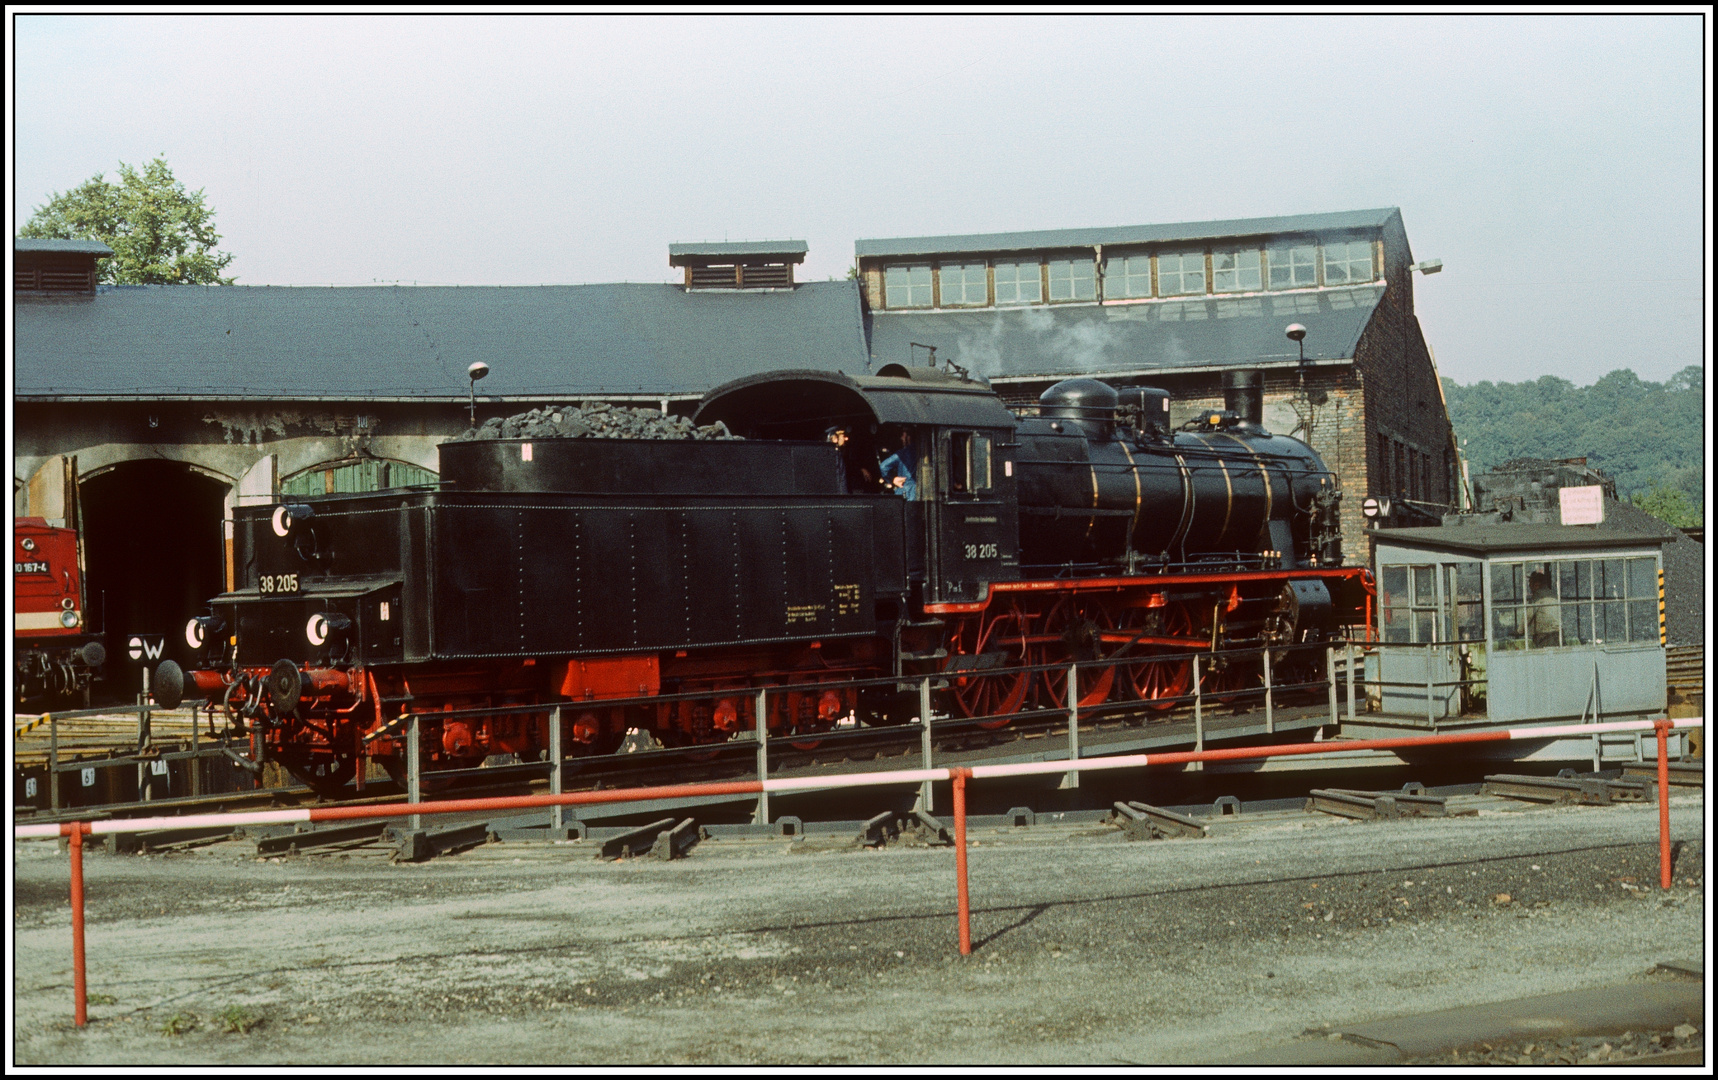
[1354,265,1456,507]
[860,266,884,310]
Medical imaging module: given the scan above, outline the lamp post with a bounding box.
[467,362,490,429]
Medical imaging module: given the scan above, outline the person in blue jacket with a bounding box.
[878,429,918,500]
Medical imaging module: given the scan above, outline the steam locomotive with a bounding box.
[14,516,107,707]
[165,366,1371,792]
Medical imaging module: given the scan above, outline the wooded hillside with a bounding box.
[1442,366,1704,524]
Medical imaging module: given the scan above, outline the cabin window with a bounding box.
[1381,564,1439,643]
[1445,562,1484,640]
[949,432,993,495]
[1490,555,1659,650]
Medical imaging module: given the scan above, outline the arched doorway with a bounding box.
[80,460,228,702]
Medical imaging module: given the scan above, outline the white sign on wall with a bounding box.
[1559,485,1605,526]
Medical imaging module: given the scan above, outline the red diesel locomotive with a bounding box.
[14,516,106,707]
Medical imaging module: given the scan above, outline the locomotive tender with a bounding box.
[171,366,1372,792]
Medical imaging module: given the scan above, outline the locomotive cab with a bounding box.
[696,367,1021,612]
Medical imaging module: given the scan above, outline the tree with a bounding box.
[1443,367,1704,519]
[1632,485,1702,529]
[18,156,236,284]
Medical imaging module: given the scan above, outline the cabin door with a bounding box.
[932,430,1009,605]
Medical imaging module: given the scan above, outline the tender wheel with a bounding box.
[943,604,1033,729]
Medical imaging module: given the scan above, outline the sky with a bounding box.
[10,13,1709,387]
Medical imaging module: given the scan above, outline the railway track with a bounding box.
[1666,644,1703,705]
[12,708,210,767]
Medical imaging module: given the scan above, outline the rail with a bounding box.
[16,715,1702,1028]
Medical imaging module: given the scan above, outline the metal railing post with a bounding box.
[953,769,971,956]
[1655,720,1672,890]
[50,713,61,811]
[138,667,152,802]
[1345,642,1356,721]
[919,676,934,813]
[139,665,151,750]
[1326,646,1338,726]
[408,715,421,831]
[1590,664,1603,772]
[1263,649,1274,734]
[191,705,201,798]
[550,705,564,834]
[1064,664,1080,789]
[1426,645,1436,730]
[755,689,770,825]
[70,826,87,1027]
[1191,654,1204,772]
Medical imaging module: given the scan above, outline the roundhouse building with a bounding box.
[14,211,1456,679]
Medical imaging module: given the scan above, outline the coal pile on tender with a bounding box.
[453,403,738,442]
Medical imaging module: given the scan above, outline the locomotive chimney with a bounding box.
[1223,370,1263,425]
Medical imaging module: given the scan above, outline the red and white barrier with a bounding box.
[17,716,1701,1026]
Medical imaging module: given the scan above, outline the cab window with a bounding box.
[949,432,993,495]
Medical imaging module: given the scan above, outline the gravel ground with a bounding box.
[10,790,1706,1065]
[1400,1020,1703,1066]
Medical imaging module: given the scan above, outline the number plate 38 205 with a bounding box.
[259,573,300,595]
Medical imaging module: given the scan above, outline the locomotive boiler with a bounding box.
[167,366,1371,793]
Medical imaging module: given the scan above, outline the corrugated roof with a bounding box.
[855,209,1400,259]
[668,240,808,260]
[14,280,870,400]
[867,286,1384,382]
[15,238,115,256]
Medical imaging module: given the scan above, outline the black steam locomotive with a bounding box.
[167,366,1371,791]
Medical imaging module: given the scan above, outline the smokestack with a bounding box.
[1223,370,1262,425]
